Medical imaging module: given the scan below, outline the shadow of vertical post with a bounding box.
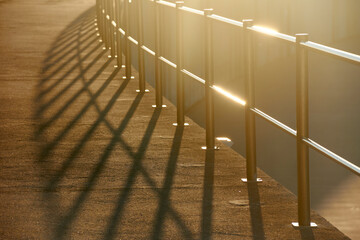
[300,227,315,240]
[104,107,162,240]
[201,148,215,240]
[151,126,187,240]
[247,182,265,240]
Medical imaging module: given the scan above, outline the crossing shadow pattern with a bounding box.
[34,6,201,240]
[32,5,275,240]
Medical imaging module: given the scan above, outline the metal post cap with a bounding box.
[176,1,184,7]
[296,33,309,43]
[242,19,254,27]
[204,8,213,15]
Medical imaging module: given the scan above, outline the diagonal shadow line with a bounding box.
[45,68,127,191]
[63,27,193,238]
[67,24,196,240]
[46,19,96,60]
[40,32,98,85]
[43,27,98,72]
[201,149,215,240]
[51,12,95,48]
[104,107,162,240]
[83,98,195,239]
[75,17,109,115]
[56,16,89,37]
[38,64,118,163]
[37,41,103,118]
[45,16,95,65]
[36,47,108,135]
[76,56,119,133]
[38,35,99,91]
[55,19,91,41]
[118,137,195,240]
[247,182,265,240]
[55,93,144,240]
[151,126,185,240]
[45,24,97,65]
[51,16,96,48]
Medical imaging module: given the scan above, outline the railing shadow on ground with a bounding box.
[34,6,196,240]
[201,149,214,240]
[33,3,273,239]
[247,182,265,240]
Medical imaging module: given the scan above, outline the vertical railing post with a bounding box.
[115,0,122,68]
[204,9,215,150]
[292,33,316,228]
[95,0,100,37]
[175,1,185,126]
[153,0,165,108]
[136,0,146,92]
[96,0,100,26]
[105,0,111,49]
[109,0,116,58]
[124,0,132,79]
[99,0,106,44]
[241,20,261,183]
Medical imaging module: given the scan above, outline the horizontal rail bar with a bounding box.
[159,56,177,68]
[180,6,204,16]
[302,41,360,64]
[181,69,205,84]
[251,108,297,137]
[142,45,155,56]
[128,36,138,45]
[249,25,296,43]
[119,28,125,35]
[101,2,360,65]
[303,138,360,176]
[211,85,246,106]
[99,1,360,180]
[208,14,243,27]
[157,0,176,8]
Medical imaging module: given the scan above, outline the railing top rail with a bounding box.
[153,0,360,64]
[157,0,175,8]
[302,41,360,64]
[99,0,360,176]
[180,6,204,16]
[304,138,360,175]
[208,14,243,27]
[249,25,296,43]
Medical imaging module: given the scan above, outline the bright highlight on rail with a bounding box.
[212,85,246,106]
[252,25,279,36]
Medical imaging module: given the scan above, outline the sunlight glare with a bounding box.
[252,25,279,36]
[212,85,246,106]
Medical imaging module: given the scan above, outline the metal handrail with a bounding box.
[96,0,360,228]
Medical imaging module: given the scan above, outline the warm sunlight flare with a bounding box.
[252,25,279,36]
[212,85,246,106]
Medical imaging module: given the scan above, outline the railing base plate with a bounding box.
[241,178,263,183]
[172,123,189,126]
[152,105,167,108]
[292,222,317,228]
[122,76,135,79]
[201,146,220,150]
[136,89,150,93]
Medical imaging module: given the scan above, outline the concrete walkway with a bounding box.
[0,0,351,239]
